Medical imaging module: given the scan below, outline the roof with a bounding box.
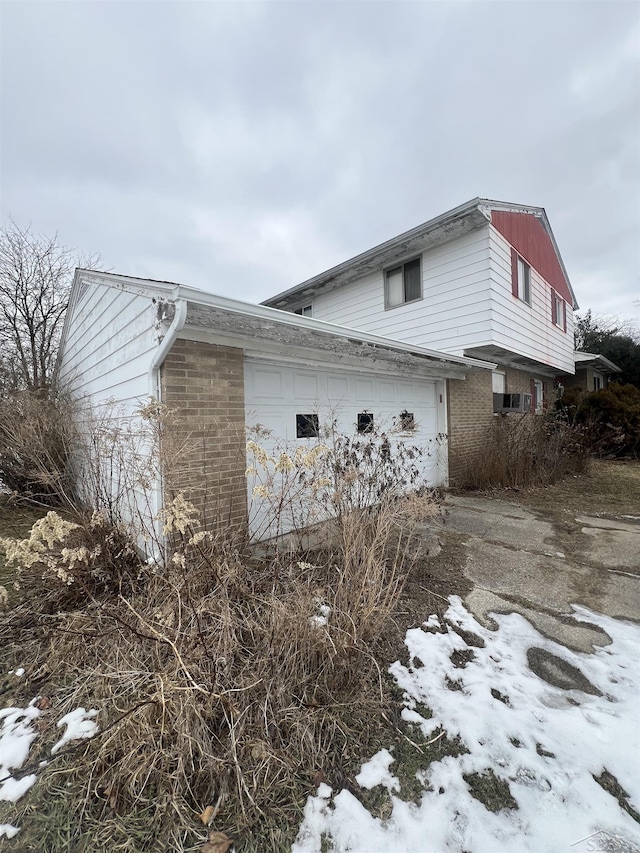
[263,197,577,310]
[574,351,622,373]
[59,269,496,380]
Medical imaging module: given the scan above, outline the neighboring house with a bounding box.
[57,270,493,545]
[263,198,579,479]
[563,352,622,395]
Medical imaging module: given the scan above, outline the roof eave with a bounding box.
[263,197,490,307]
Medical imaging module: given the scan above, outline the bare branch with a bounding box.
[0,219,102,393]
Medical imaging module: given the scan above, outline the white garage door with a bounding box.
[244,359,447,539]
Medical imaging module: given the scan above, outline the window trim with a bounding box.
[294,304,313,317]
[551,291,565,331]
[517,256,531,305]
[296,413,319,439]
[511,248,531,306]
[384,256,423,310]
[532,379,544,414]
[357,412,374,434]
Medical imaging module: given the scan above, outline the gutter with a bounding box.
[172,285,495,372]
[148,298,188,401]
[148,298,187,554]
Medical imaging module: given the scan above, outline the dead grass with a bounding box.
[499,458,640,519]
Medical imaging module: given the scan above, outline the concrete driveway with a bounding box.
[434,494,640,655]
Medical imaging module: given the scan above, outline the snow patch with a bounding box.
[294,598,640,853]
[51,707,99,755]
[356,749,399,792]
[0,824,20,839]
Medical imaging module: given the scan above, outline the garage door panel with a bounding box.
[244,359,447,538]
[248,367,285,400]
[355,378,374,401]
[328,375,349,401]
[378,380,396,403]
[294,371,321,399]
[246,409,290,439]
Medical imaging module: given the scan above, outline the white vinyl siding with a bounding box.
[312,229,494,354]
[310,224,574,374]
[58,282,160,544]
[58,285,157,413]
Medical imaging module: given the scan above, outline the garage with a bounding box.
[244,357,447,538]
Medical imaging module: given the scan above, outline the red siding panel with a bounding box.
[491,211,573,304]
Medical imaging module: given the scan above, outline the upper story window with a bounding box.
[511,248,531,305]
[294,304,312,317]
[385,257,421,308]
[551,291,565,330]
[517,257,531,304]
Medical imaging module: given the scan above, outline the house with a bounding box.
[263,198,579,480]
[57,270,494,545]
[563,352,622,395]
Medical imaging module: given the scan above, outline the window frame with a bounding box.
[294,304,313,317]
[357,412,374,434]
[517,256,531,305]
[384,256,423,310]
[296,413,319,439]
[533,379,544,413]
[551,291,565,329]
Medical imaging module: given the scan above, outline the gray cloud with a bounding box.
[1,1,638,321]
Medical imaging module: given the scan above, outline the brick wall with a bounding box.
[161,339,248,541]
[505,367,533,396]
[446,370,494,484]
[506,367,551,410]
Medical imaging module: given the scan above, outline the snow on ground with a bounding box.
[0,691,98,838]
[51,707,99,755]
[294,598,640,853]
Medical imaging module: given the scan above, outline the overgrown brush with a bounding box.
[575,383,640,458]
[0,390,76,504]
[457,411,590,490]
[0,412,440,850]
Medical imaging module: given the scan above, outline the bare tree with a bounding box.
[0,220,100,393]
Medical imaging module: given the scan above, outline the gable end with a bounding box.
[490,210,574,307]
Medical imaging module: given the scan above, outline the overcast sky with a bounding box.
[1,1,639,326]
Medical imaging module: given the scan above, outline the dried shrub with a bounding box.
[1,418,442,850]
[1,509,141,610]
[0,391,76,504]
[575,383,640,458]
[456,411,590,490]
